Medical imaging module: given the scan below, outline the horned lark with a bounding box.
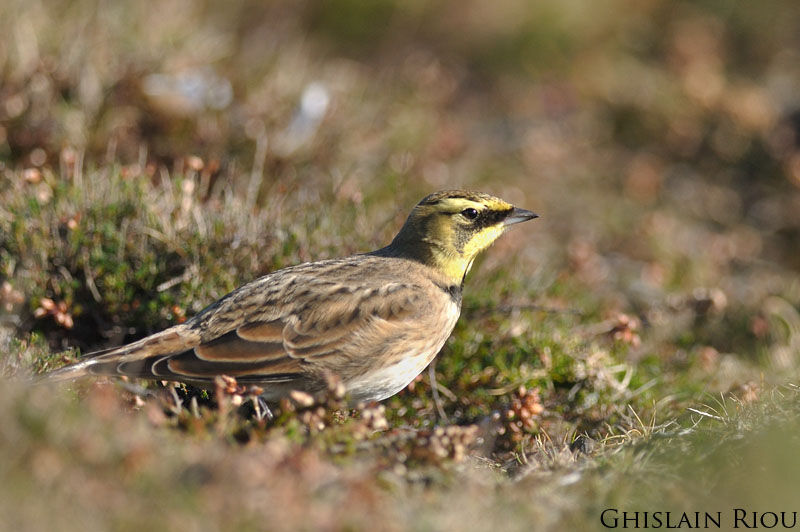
[48,190,538,402]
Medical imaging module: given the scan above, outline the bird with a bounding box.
[47,190,538,403]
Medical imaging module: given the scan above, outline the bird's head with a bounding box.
[385,190,538,285]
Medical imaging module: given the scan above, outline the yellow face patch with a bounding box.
[434,197,491,214]
[462,224,506,257]
[430,196,513,218]
[424,210,510,284]
[390,190,525,285]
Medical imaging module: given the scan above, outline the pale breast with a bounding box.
[344,292,461,402]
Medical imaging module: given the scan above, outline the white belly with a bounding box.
[347,351,435,402]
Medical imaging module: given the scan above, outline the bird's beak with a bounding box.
[504,207,539,226]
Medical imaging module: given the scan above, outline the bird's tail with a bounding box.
[43,325,199,382]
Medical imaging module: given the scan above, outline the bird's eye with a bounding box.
[461,208,479,220]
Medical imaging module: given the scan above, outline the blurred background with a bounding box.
[2,0,798,359]
[1,1,800,528]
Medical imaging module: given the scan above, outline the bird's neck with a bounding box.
[373,238,474,287]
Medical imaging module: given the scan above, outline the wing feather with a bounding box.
[166,350,302,379]
[194,330,285,362]
[163,282,428,380]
